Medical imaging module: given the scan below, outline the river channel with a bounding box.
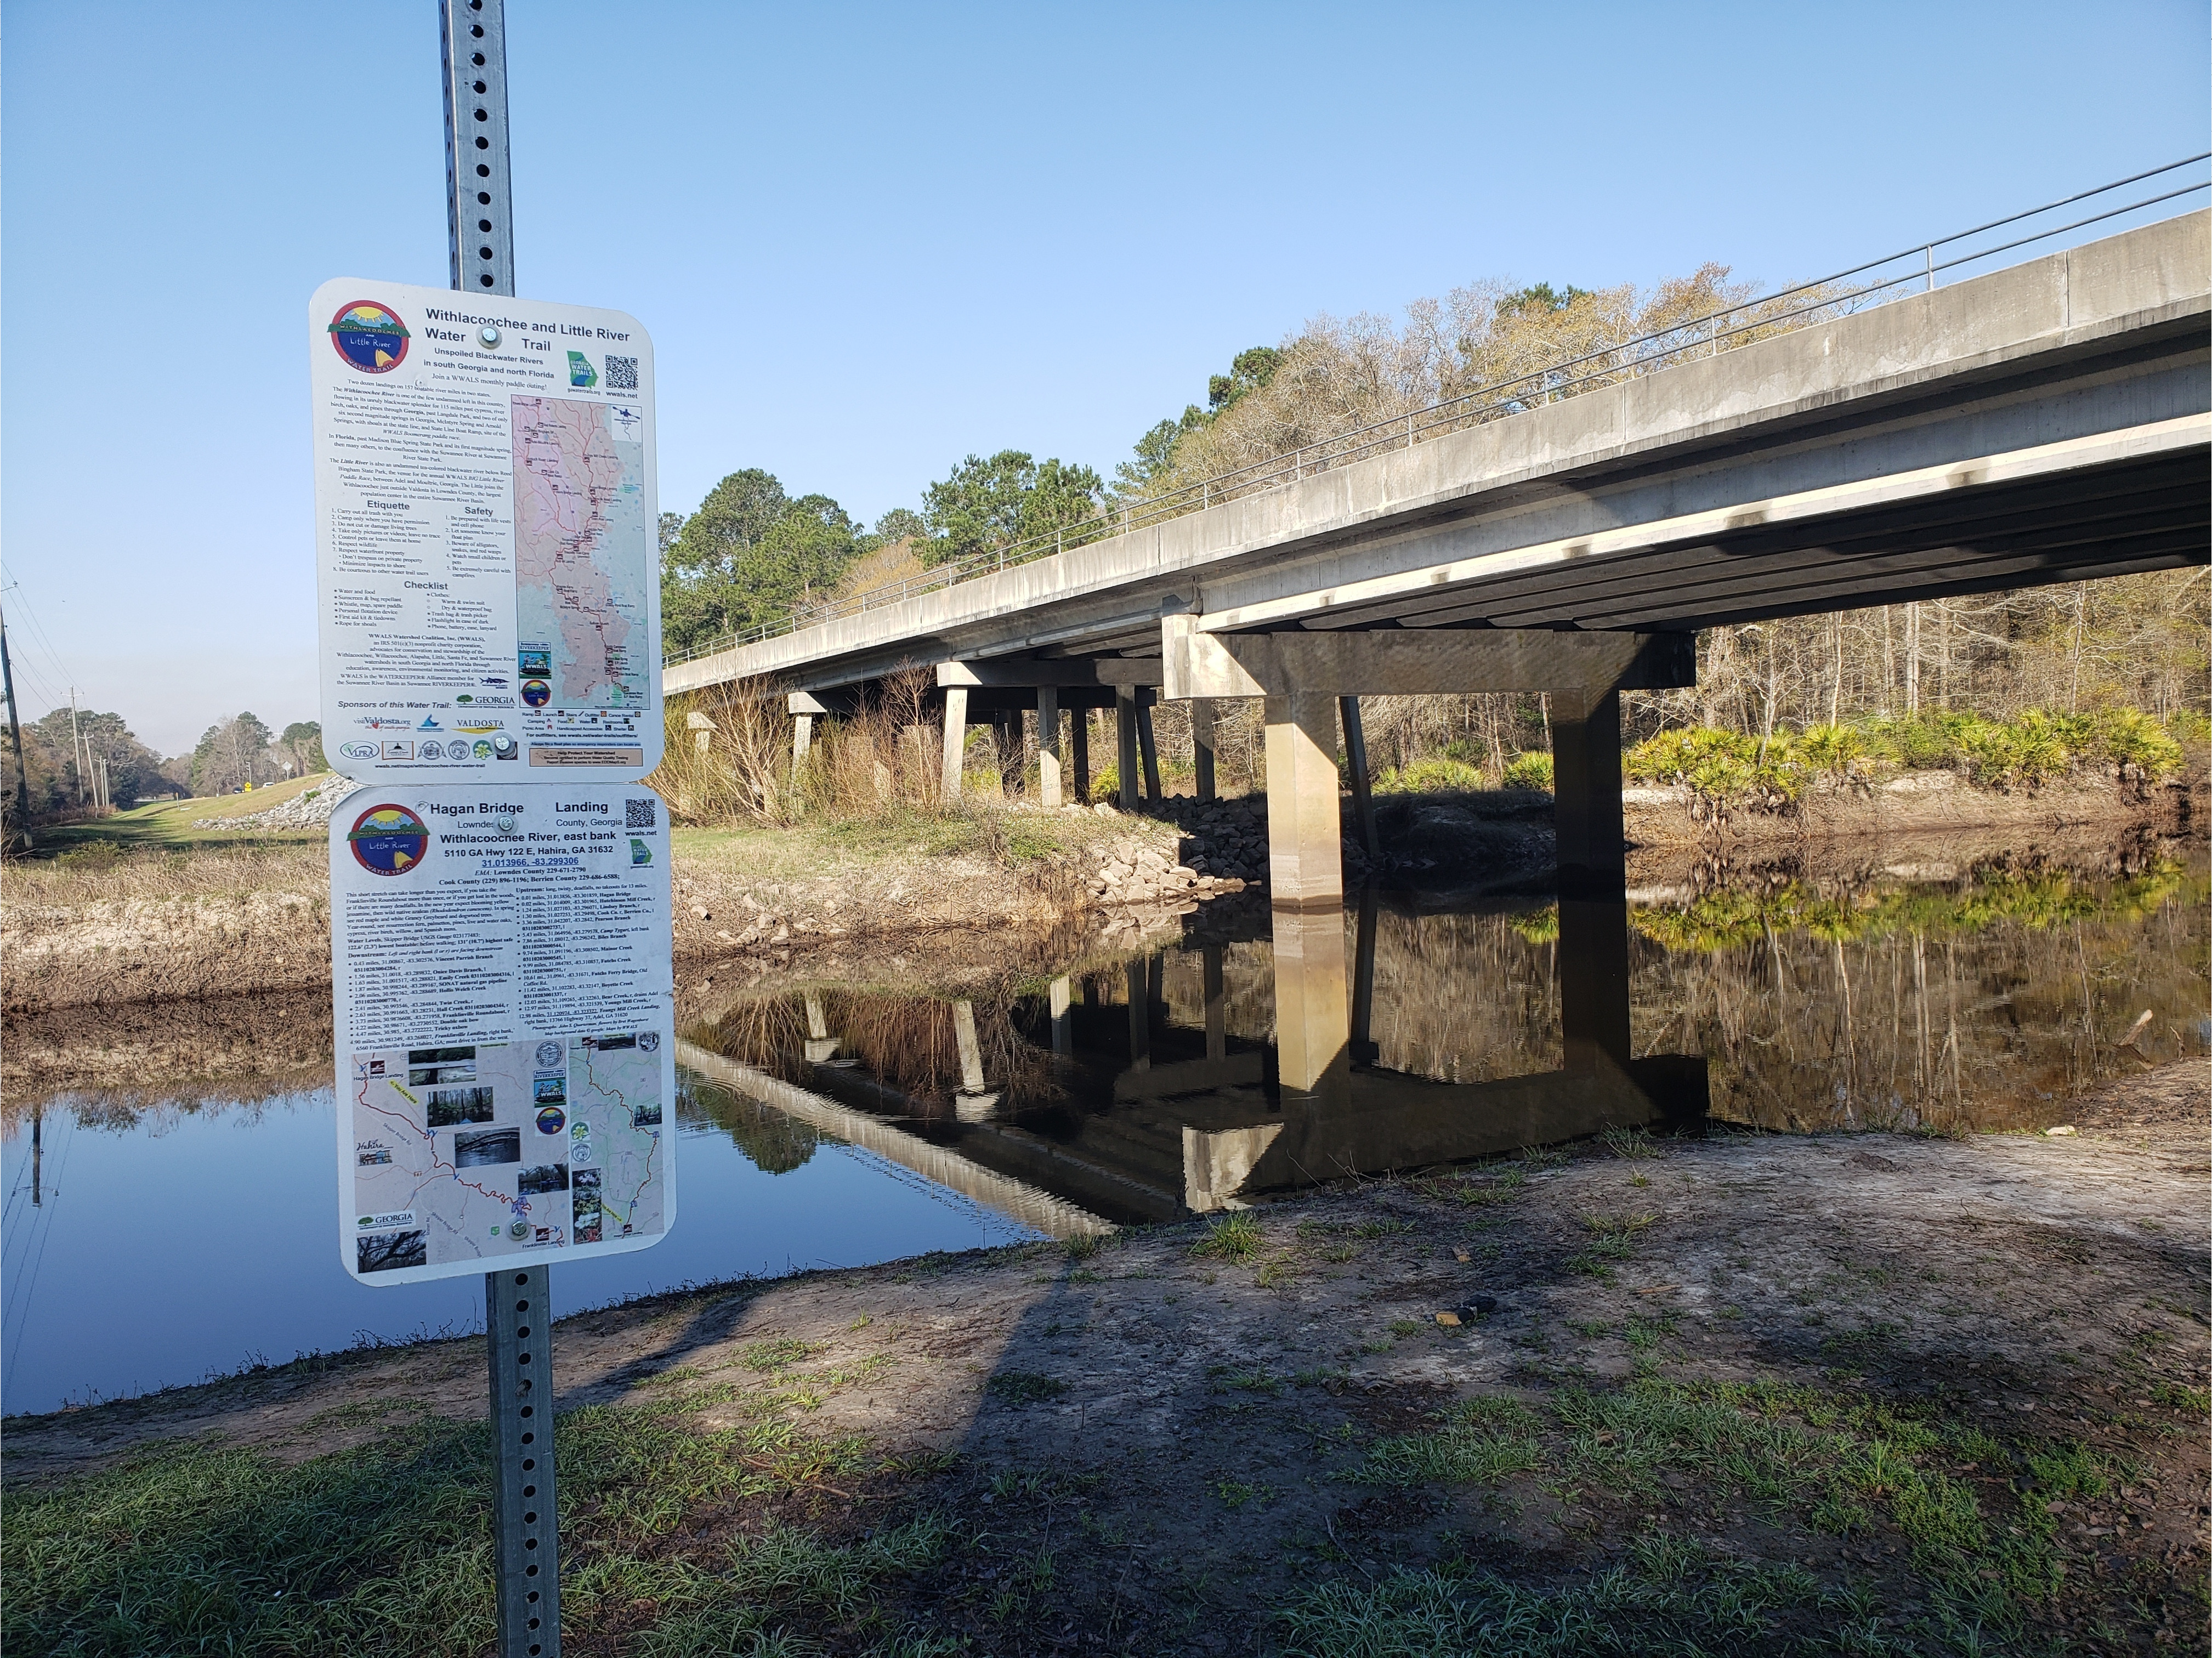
[4,837,2203,1416]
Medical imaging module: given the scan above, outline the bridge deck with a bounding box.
[670,211,2208,699]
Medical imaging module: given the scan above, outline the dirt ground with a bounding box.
[10,1063,2205,1655]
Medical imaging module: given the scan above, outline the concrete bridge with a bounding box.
[672,211,2208,1114]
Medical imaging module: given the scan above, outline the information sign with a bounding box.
[331,782,677,1285]
[310,277,662,782]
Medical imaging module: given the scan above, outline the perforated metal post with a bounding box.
[443,0,515,297]
[444,7,548,1651]
[487,1265,560,1657]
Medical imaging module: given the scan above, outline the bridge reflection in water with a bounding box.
[676,870,1707,1235]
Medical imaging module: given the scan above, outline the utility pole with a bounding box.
[441,6,557,1655]
[67,689,84,806]
[0,597,33,851]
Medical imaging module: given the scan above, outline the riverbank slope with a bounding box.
[3,774,2195,1014]
[7,1063,2204,1655]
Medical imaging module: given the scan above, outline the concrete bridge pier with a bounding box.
[1262,691,1354,1106]
[940,685,969,800]
[1125,958,1152,1072]
[803,995,842,1064]
[1050,975,1073,1057]
[1036,687,1063,807]
[1116,687,1142,809]
[1164,617,1698,1109]
[1070,712,1091,803]
[1553,689,1634,1080]
[1190,699,1220,801]
[1203,944,1227,1062]
[952,1000,997,1121]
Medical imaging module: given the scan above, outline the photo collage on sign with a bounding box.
[348,1031,666,1272]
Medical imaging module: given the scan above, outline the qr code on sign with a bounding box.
[604,355,639,390]
[625,797,657,828]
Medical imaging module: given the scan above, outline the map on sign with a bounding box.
[347,1029,668,1271]
[308,277,662,782]
[330,783,676,1285]
[566,1032,666,1242]
[512,396,650,711]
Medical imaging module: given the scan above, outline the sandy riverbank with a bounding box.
[6,1063,2204,1654]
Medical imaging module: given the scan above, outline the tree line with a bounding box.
[656,262,2208,750]
[4,707,326,828]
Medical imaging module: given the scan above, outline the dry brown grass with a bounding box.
[3,843,331,1012]
[4,841,326,909]
[650,667,949,826]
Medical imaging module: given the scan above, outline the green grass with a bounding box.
[24,776,337,855]
[1,1392,955,1657]
[984,1370,1068,1405]
[1357,1399,1545,1488]
[1280,1542,1837,1657]
[1189,1211,1264,1264]
[1335,1371,2140,1644]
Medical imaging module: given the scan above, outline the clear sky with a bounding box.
[3,0,2206,757]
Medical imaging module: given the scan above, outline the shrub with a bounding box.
[1500,751,1554,791]
[2090,707,2184,779]
[1796,723,1871,775]
[1087,763,1120,803]
[1374,756,1488,794]
[1862,713,1963,770]
[1624,728,1804,806]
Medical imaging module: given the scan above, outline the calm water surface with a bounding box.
[5,837,2203,1416]
[0,1080,1036,1417]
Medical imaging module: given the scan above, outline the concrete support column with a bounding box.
[1340,696,1379,862]
[1263,692,1350,1103]
[1203,944,1227,1062]
[992,713,1019,798]
[1049,975,1072,1057]
[1071,712,1091,804]
[689,711,717,756]
[792,712,814,768]
[1115,689,1140,810]
[1191,698,1218,800]
[952,1001,986,1094]
[951,1000,997,1120]
[1125,959,1150,1072]
[803,995,840,1063]
[940,686,968,800]
[1136,702,1162,801]
[1351,883,1380,1065]
[1552,689,1632,1076]
[1036,687,1062,808]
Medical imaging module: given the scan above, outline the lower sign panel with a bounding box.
[331,783,676,1284]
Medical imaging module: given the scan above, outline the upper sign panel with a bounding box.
[310,278,662,781]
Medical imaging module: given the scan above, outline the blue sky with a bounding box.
[3,1,2206,756]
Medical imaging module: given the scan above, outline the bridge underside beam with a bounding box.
[1161,618,1697,701]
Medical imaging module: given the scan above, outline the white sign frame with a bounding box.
[331,782,678,1286]
[310,277,663,784]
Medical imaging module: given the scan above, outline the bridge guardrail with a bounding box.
[670,155,2211,668]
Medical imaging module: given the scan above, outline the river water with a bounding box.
[5,837,2203,1416]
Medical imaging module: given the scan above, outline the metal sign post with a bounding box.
[488,1264,559,1658]
[445,8,548,1655]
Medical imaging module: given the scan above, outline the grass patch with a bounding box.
[984,1370,1068,1406]
[0,1398,929,1656]
[1357,1398,1546,1488]
[1281,1544,1833,1656]
[1189,1211,1263,1264]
